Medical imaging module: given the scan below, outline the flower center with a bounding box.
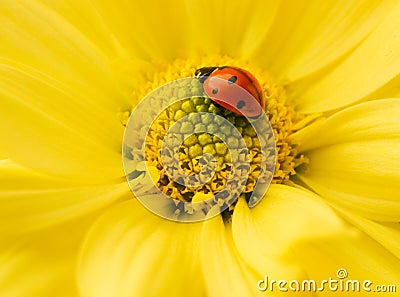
[122,55,308,220]
[145,91,264,203]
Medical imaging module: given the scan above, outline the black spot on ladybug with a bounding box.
[212,88,218,94]
[236,100,246,109]
[228,76,237,84]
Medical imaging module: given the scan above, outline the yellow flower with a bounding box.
[1,1,400,297]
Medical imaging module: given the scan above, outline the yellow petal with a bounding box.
[185,0,280,58]
[78,199,205,297]
[0,1,125,107]
[253,0,396,82]
[0,218,93,297]
[29,1,155,98]
[200,214,264,297]
[338,209,400,260]
[299,174,400,222]
[87,0,280,61]
[360,73,400,104]
[233,185,400,294]
[295,99,400,221]
[0,1,130,179]
[82,0,191,60]
[0,59,124,179]
[294,99,400,152]
[291,2,400,112]
[292,227,400,295]
[232,185,349,276]
[0,160,129,237]
[37,0,129,58]
[0,159,72,190]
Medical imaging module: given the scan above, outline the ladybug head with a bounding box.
[194,66,218,84]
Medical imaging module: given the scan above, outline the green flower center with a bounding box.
[145,80,267,205]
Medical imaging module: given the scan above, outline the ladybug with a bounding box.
[194,66,265,118]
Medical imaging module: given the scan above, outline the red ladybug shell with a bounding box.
[195,66,265,118]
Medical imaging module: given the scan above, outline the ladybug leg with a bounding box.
[210,100,223,110]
